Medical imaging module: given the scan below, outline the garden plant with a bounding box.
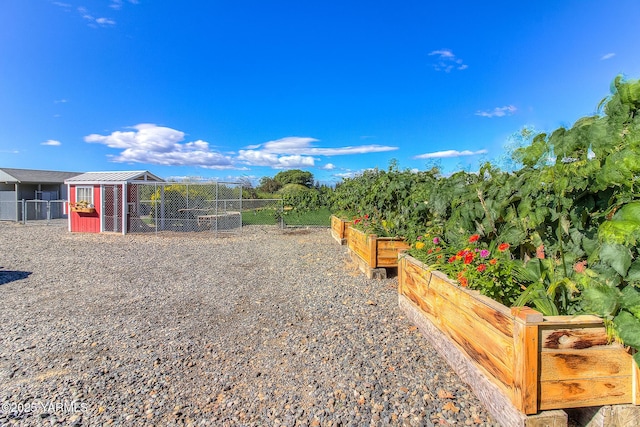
[331,76,640,361]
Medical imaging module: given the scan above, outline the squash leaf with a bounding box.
[582,285,620,318]
[599,243,632,277]
[614,311,640,363]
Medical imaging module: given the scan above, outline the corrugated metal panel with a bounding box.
[65,170,162,184]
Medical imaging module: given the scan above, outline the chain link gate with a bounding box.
[103,184,124,233]
[127,182,242,234]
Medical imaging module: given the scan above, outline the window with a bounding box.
[76,186,93,206]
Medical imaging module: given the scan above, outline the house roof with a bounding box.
[0,167,82,184]
[65,170,163,184]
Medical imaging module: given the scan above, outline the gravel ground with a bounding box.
[0,221,499,426]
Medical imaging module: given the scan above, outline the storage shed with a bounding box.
[0,167,81,221]
[65,170,162,234]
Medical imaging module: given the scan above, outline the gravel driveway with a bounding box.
[0,222,497,426]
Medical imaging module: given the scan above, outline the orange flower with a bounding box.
[536,244,545,260]
[489,258,498,265]
[498,243,510,252]
[477,264,487,272]
[459,277,468,287]
[469,234,480,243]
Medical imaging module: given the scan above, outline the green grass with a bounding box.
[242,209,279,225]
[282,207,331,226]
[241,207,331,226]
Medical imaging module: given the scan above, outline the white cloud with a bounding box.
[41,139,62,146]
[414,149,488,159]
[601,53,615,60]
[85,126,397,171]
[54,99,68,103]
[52,2,71,9]
[85,124,236,169]
[96,17,116,25]
[475,105,517,118]
[78,6,116,27]
[428,49,468,72]
[236,150,316,168]
[237,137,397,169]
[333,171,358,179]
[322,163,336,170]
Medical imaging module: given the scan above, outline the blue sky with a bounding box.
[1,1,640,185]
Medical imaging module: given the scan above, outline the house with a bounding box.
[65,170,163,234]
[0,167,82,221]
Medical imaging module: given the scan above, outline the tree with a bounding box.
[258,176,282,193]
[274,169,314,188]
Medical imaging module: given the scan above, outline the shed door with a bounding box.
[103,185,123,232]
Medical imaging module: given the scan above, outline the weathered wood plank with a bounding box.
[568,404,640,427]
[540,349,633,381]
[542,315,605,325]
[399,253,638,415]
[399,294,568,427]
[377,239,410,267]
[512,311,540,414]
[539,377,632,410]
[540,326,612,350]
[367,232,377,268]
[399,257,516,393]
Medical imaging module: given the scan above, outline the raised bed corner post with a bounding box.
[511,306,543,415]
[367,234,377,268]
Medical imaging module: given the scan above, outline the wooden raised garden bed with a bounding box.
[346,225,409,279]
[330,215,352,245]
[398,253,640,426]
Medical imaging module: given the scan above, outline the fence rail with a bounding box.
[0,200,68,224]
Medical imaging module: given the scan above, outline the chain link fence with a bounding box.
[241,198,331,228]
[0,200,68,225]
[128,182,243,234]
[0,190,331,230]
[241,199,285,227]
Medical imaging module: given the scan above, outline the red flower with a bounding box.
[469,234,480,243]
[574,260,587,273]
[457,249,467,257]
[448,256,456,263]
[463,252,475,264]
[498,243,510,252]
[476,264,487,272]
[427,249,433,254]
[354,219,361,224]
[364,214,369,219]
